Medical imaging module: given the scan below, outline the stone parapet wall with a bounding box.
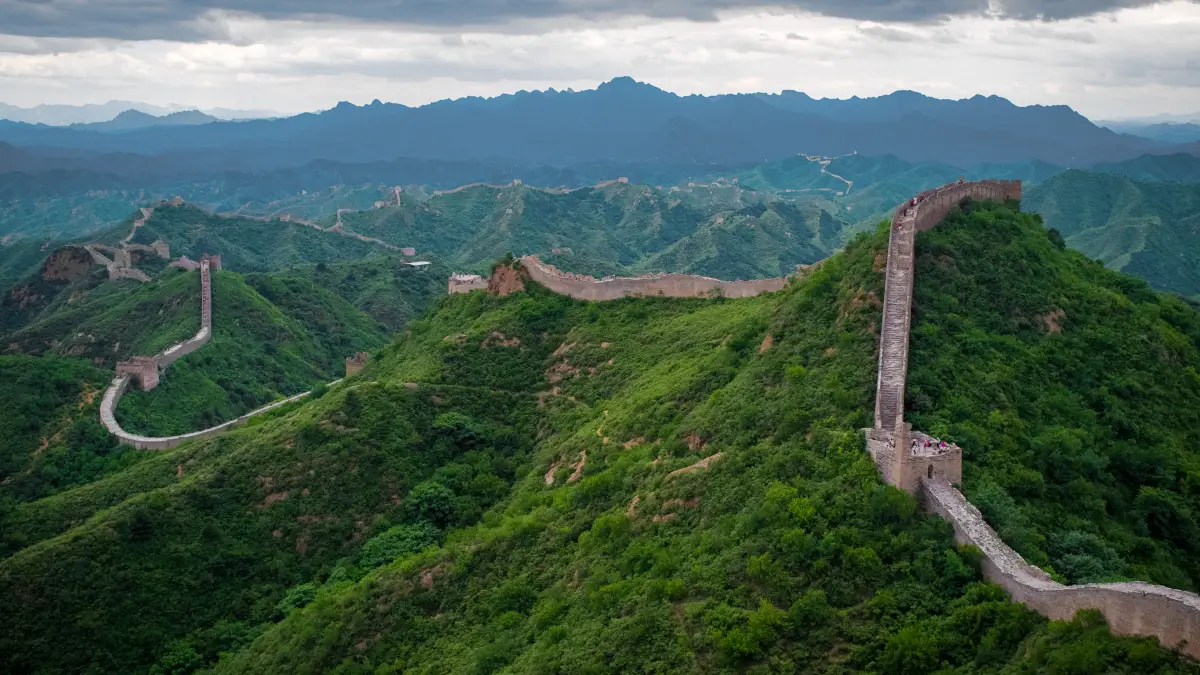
[519,255,789,301]
[448,273,489,294]
[108,266,151,283]
[866,178,1200,657]
[876,180,1020,434]
[924,478,1200,657]
[101,379,319,450]
[99,257,341,450]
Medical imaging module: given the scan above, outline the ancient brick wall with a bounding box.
[866,179,1200,657]
[448,273,489,294]
[518,255,789,301]
[345,352,369,377]
[924,479,1200,657]
[100,258,339,450]
[115,356,159,391]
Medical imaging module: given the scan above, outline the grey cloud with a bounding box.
[858,25,922,42]
[992,0,1166,20]
[0,0,1188,43]
[785,32,808,40]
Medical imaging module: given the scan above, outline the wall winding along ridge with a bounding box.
[866,179,1200,657]
[516,255,790,300]
[99,257,334,450]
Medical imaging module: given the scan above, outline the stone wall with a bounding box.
[115,356,159,391]
[518,255,789,301]
[345,352,369,377]
[99,258,339,450]
[924,479,1200,658]
[448,273,489,294]
[864,178,1200,657]
[874,180,1021,434]
[100,375,319,450]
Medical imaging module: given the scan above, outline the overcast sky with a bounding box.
[0,0,1197,120]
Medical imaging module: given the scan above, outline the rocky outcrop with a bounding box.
[488,264,526,296]
[864,179,1200,657]
[42,246,92,282]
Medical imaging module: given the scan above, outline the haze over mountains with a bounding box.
[2,77,1195,183]
[0,101,277,126]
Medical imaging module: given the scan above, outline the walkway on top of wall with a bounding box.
[866,179,1200,658]
[98,257,340,451]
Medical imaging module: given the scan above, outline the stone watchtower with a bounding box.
[345,352,369,377]
[116,356,160,391]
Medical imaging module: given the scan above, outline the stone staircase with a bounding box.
[874,206,916,431]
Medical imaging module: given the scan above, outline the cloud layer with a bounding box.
[0,0,1184,41]
[0,1,1197,119]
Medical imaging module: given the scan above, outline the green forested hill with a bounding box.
[114,204,393,272]
[1023,170,1200,298]
[0,355,139,506]
[0,265,389,438]
[3,204,1200,674]
[337,181,842,278]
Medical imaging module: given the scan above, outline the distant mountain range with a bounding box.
[1099,121,1200,144]
[70,109,219,132]
[1,78,1191,180]
[0,101,277,125]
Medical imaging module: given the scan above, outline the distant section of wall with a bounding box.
[518,255,789,301]
[448,273,489,294]
[99,258,343,450]
[864,178,1200,658]
[345,352,369,377]
[100,375,319,450]
[170,256,201,271]
[108,266,151,283]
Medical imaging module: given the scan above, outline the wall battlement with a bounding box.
[516,255,790,301]
[865,179,1200,657]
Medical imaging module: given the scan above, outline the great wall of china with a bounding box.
[98,255,348,450]
[450,256,793,300]
[78,182,1200,652]
[863,179,1200,657]
[446,178,1200,656]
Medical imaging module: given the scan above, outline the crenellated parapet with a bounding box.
[516,255,790,300]
[865,179,1200,657]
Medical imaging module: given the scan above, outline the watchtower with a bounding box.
[345,352,369,377]
[116,356,160,391]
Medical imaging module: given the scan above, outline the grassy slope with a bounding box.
[3,267,204,361]
[266,255,451,331]
[908,199,1200,590]
[205,231,1198,675]
[0,355,143,507]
